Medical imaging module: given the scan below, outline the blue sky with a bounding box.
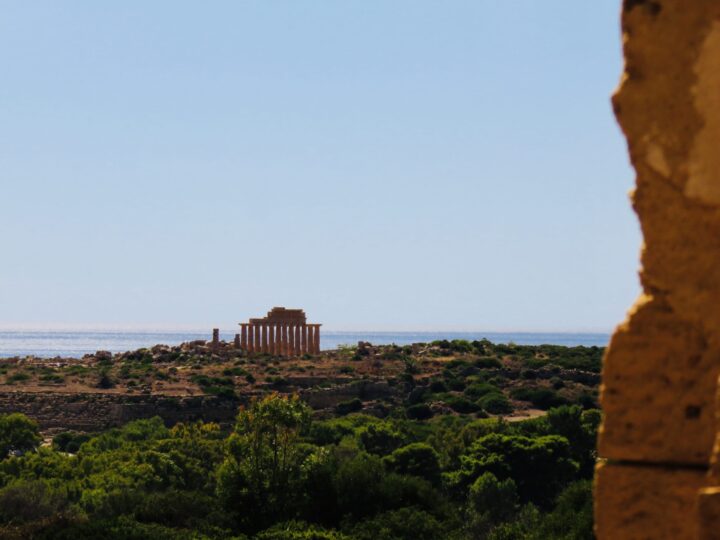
[0,2,640,332]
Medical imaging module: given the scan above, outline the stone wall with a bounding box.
[0,392,240,432]
[597,1,720,538]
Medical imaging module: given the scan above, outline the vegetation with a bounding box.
[0,395,598,539]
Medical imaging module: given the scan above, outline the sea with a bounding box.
[0,330,610,359]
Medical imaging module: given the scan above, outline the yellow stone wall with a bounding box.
[597,1,720,538]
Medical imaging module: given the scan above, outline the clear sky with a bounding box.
[0,2,640,332]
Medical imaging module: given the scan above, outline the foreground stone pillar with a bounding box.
[261,324,268,354]
[294,325,301,355]
[596,3,720,538]
[254,325,261,354]
[241,324,248,350]
[234,334,240,348]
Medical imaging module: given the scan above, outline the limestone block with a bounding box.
[600,295,719,465]
[698,487,720,540]
[595,461,705,540]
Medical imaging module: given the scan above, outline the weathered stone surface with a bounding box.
[595,462,704,540]
[600,295,719,464]
[698,487,720,540]
[597,2,720,537]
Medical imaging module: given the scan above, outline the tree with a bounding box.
[357,422,404,456]
[448,433,578,507]
[466,472,519,538]
[0,413,41,458]
[383,443,441,485]
[217,393,312,530]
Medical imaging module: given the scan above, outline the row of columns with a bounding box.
[239,323,320,356]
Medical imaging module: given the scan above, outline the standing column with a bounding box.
[260,324,267,353]
[313,324,321,354]
[241,324,248,350]
[247,324,254,352]
[254,324,261,354]
[234,334,240,348]
[307,325,314,355]
[268,324,275,355]
[288,324,295,356]
[301,324,308,354]
[281,324,289,356]
[294,325,301,356]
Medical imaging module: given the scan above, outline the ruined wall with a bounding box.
[597,1,720,538]
[0,392,240,432]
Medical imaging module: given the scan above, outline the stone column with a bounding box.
[234,334,240,348]
[241,324,248,350]
[254,324,261,354]
[274,324,281,356]
[307,325,314,355]
[261,324,268,353]
[294,325,301,356]
[288,324,295,356]
[301,324,310,354]
[268,324,275,355]
[313,325,321,354]
[212,328,219,352]
[247,324,254,352]
[281,324,288,356]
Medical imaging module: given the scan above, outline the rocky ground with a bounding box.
[0,338,602,432]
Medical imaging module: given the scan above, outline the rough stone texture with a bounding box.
[698,487,720,540]
[597,1,720,537]
[599,295,718,464]
[595,462,704,540]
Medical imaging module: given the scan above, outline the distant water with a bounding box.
[0,330,609,358]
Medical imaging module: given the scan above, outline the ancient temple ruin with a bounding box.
[239,307,320,356]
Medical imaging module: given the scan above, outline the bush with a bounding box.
[346,507,446,540]
[335,398,363,416]
[6,372,30,384]
[474,357,501,369]
[357,423,404,456]
[0,413,41,457]
[383,443,441,485]
[444,396,480,414]
[406,403,433,420]
[464,383,501,400]
[52,431,91,453]
[479,393,512,415]
[428,380,448,393]
[511,388,568,410]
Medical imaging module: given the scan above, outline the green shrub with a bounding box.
[479,393,512,415]
[428,380,448,393]
[474,357,501,369]
[445,396,480,414]
[6,372,30,384]
[357,422,404,455]
[383,443,441,484]
[464,383,501,400]
[336,398,363,416]
[406,403,433,420]
[510,387,568,410]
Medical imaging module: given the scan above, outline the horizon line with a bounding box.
[0,323,613,335]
